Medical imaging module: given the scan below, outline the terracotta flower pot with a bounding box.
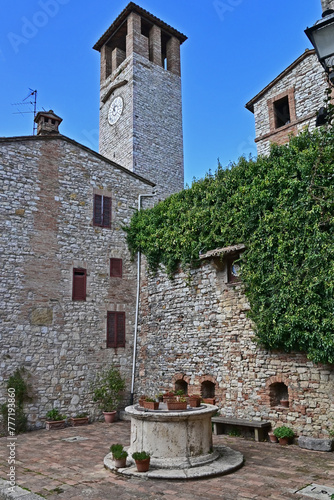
[69,417,89,427]
[103,411,116,423]
[188,397,201,408]
[203,398,216,405]
[45,420,66,430]
[135,458,150,472]
[114,457,127,468]
[167,401,187,411]
[278,437,290,445]
[268,432,278,443]
[143,401,159,410]
[163,396,175,403]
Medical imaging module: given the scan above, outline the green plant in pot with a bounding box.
[110,443,124,457]
[143,397,159,410]
[46,409,66,421]
[45,409,67,430]
[112,448,128,468]
[132,451,150,472]
[273,426,294,445]
[92,365,125,423]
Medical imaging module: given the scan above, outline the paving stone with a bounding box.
[0,422,333,499]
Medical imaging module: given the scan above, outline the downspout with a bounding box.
[130,193,155,405]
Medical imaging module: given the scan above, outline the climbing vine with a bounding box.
[125,126,334,365]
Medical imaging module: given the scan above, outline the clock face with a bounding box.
[108,96,123,125]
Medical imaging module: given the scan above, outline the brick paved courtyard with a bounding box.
[1,421,333,499]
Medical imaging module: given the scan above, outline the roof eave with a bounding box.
[93,2,187,52]
[245,49,316,113]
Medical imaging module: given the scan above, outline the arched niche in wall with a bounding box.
[201,380,215,399]
[269,382,289,408]
[174,379,188,395]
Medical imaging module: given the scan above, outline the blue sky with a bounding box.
[0,0,322,185]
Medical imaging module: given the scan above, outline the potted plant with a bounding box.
[45,409,67,430]
[92,365,125,423]
[143,397,159,410]
[69,412,89,426]
[138,395,146,407]
[167,396,187,411]
[273,426,294,445]
[203,397,216,405]
[110,443,123,458]
[188,394,201,408]
[113,448,128,468]
[132,451,150,472]
[175,389,185,400]
[163,391,175,403]
[268,431,278,443]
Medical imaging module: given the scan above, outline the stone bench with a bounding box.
[212,417,272,442]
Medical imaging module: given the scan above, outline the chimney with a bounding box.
[34,110,62,135]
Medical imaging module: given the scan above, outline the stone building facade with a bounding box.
[137,249,334,439]
[0,2,186,428]
[246,50,329,156]
[0,118,155,427]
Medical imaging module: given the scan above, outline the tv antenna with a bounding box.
[12,89,38,135]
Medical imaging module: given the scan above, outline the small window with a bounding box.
[93,194,111,228]
[110,258,122,278]
[107,312,125,348]
[274,96,290,129]
[72,268,86,301]
[228,255,241,283]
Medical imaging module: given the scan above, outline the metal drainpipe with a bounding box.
[130,193,155,405]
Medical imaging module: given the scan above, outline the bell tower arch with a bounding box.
[93,3,187,199]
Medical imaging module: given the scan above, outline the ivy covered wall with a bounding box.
[126,128,334,365]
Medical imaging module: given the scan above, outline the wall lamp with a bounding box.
[305,8,334,84]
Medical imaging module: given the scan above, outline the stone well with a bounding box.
[104,403,244,479]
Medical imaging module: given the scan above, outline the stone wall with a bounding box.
[0,135,153,428]
[137,259,334,439]
[99,50,184,200]
[251,51,328,156]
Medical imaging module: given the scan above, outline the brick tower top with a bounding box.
[93,2,187,78]
[94,3,187,199]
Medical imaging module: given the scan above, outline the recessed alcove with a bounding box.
[269,382,289,408]
[201,381,215,399]
[175,379,188,394]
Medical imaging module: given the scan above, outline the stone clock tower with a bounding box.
[93,3,187,199]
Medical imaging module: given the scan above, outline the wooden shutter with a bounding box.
[93,194,102,226]
[110,258,122,278]
[107,312,125,348]
[102,196,111,228]
[72,268,86,300]
[116,312,125,347]
[93,194,111,228]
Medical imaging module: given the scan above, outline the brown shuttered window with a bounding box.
[107,312,125,348]
[72,268,86,301]
[110,258,122,278]
[93,194,111,228]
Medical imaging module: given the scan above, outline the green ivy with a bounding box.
[0,368,31,434]
[125,126,334,365]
